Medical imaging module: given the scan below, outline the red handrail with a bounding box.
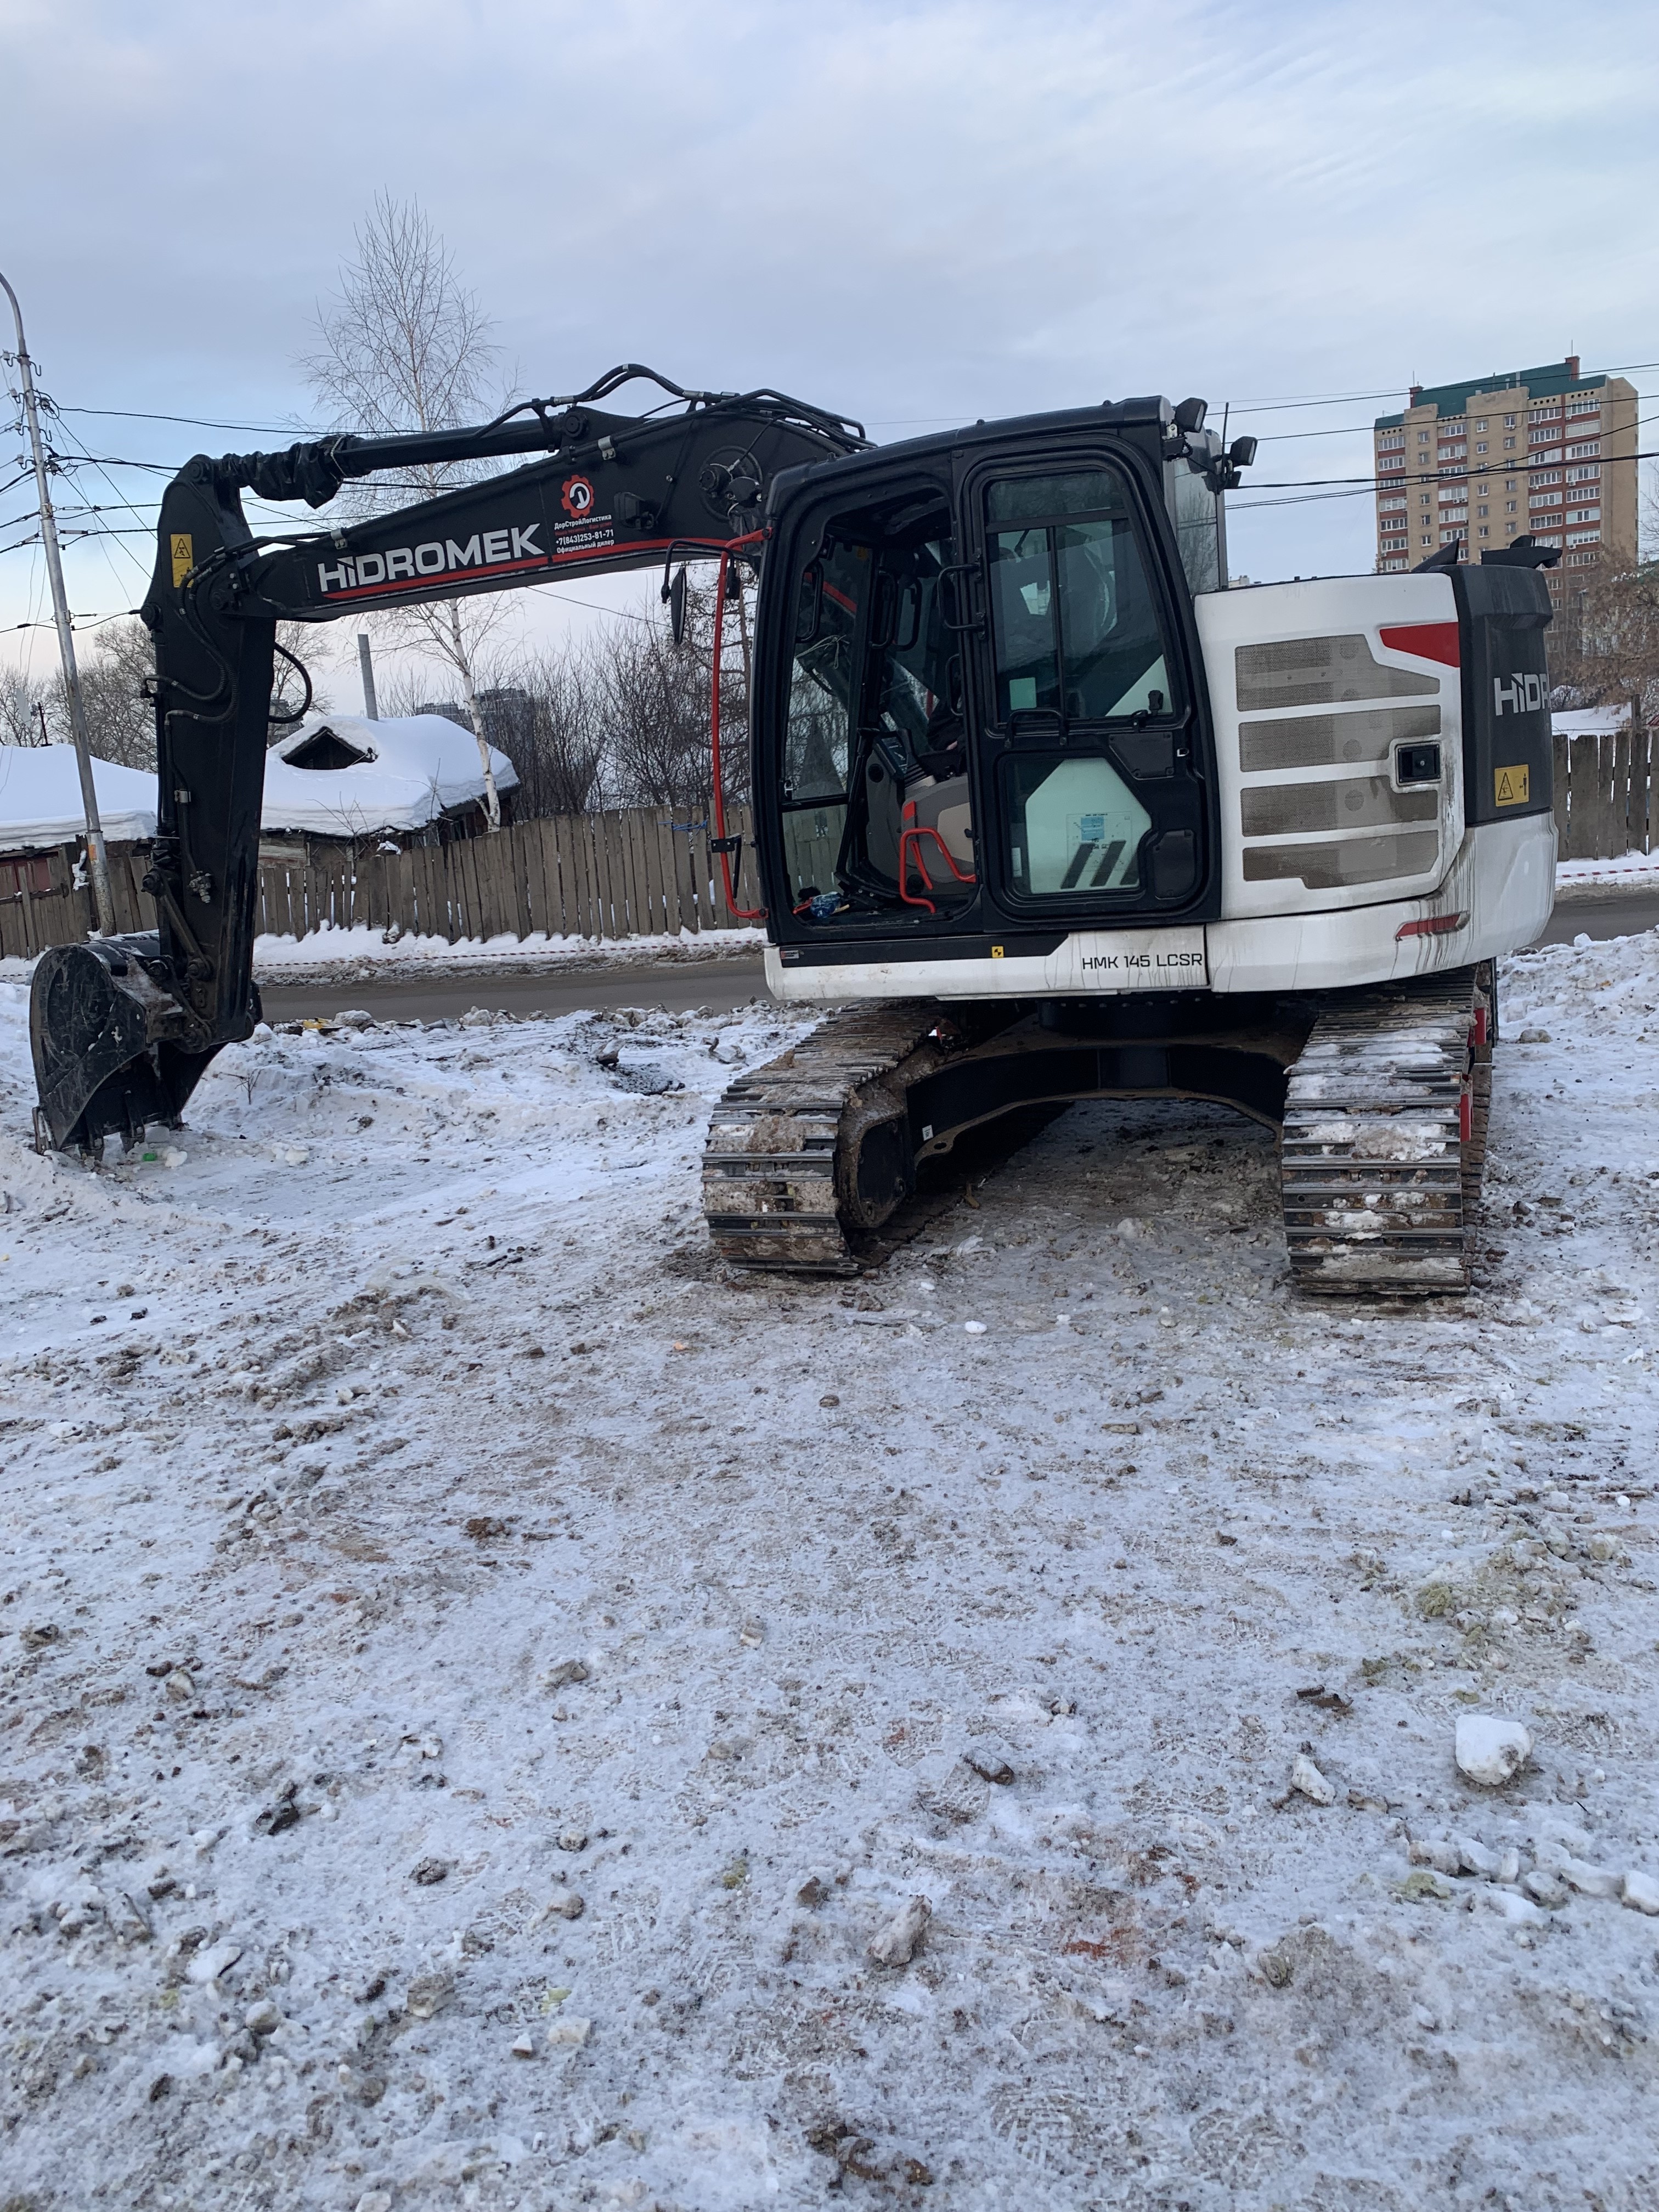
[710,532,769,921]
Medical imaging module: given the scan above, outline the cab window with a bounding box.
[782,487,970,917]
[987,469,1172,724]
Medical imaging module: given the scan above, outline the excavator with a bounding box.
[29,365,1558,1294]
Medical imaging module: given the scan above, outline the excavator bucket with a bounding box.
[29,936,217,1156]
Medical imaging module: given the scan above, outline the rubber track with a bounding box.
[1281,966,1490,1296]
[702,1002,944,1272]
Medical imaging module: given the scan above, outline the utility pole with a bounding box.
[357,631,379,720]
[1,267,117,935]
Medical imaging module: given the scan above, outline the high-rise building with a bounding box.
[1373,358,1638,611]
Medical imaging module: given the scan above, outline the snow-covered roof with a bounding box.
[0,745,157,850]
[261,712,519,837]
[1552,703,1631,740]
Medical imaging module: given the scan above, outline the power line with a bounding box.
[57,403,324,435]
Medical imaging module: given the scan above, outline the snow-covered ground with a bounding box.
[2,932,1657,2211]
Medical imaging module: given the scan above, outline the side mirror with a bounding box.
[1172,396,1208,435]
[668,566,689,648]
[1227,435,1258,469]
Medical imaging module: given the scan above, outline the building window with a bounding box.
[1477,504,1489,518]
[1503,415,1516,428]
[1566,549,1599,567]
[1475,419,1487,432]
[1474,442,1487,454]
[1418,431,1431,443]
[1566,507,1601,524]
[1567,440,1601,459]
[1505,500,1517,513]
[1532,470,1562,486]
[1504,478,1516,491]
[1477,527,1489,538]
[1421,535,1432,547]
[1566,529,1600,546]
[1502,437,1515,449]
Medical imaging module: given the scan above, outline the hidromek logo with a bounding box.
[317,524,545,598]
[1493,670,1546,716]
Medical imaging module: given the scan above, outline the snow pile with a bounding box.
[0,744,157,847]
[262,710,518,837]
[0,929,1656,2205]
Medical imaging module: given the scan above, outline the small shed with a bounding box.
[0,746,158,952]
[260,712,520,857]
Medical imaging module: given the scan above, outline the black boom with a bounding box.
[31,370,864,1152]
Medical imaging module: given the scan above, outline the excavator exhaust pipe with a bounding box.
[29,936,224,1157]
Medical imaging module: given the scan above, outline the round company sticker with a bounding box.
[561,475,596,519]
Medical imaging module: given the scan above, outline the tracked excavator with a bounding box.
[30,365,1559,1294]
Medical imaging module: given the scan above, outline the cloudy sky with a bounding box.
[4,0,1655,696]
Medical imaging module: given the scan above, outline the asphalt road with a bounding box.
[258,956,774,1025]
[257,887,1658,1024]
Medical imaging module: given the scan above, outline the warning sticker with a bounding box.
[1494,764,1530,808]
[170,533,193,587]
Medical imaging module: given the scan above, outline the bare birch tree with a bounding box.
[301,193,510,826]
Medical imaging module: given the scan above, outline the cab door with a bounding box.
[957,448,1218,926]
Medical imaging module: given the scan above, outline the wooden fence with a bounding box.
[253,804,761,947]
[1553,724,1655,862]
[1,804,761,963]
[2,750,1652,964]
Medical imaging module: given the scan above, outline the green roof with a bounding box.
[1375,362,1608,430]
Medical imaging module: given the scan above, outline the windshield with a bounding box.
[987,468,1171,723]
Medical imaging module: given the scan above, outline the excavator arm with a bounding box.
[30,369,865,1152]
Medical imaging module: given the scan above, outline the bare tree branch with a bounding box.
[301,192,511,824]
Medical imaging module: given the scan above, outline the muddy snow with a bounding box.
[2,932,1657,2211]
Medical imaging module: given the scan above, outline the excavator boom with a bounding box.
[30,370,865,1153]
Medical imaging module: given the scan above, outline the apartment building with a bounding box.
[1373,357,1638,610]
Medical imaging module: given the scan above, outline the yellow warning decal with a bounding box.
[1494,764,1530,807]
[170,533,194,587]
[990,945,1005,958]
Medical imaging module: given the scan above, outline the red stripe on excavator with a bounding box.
[1379,621,1460,667]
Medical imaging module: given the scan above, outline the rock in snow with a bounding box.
[1290,1753,1336,1804]
[1622,1871,1659,1915]
[868,1895,932,1966]
[1556,1854,1623,1899]
[1454,1714,1532,1786]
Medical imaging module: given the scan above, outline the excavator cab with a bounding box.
[753,406,1226,955]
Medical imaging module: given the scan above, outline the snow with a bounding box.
[1558,848,1659,888]
[249,919,767,980]
[0,744,157,848]
[1553,704,1632,741]
[263,712,518,837]
[1,926,1657,2207]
